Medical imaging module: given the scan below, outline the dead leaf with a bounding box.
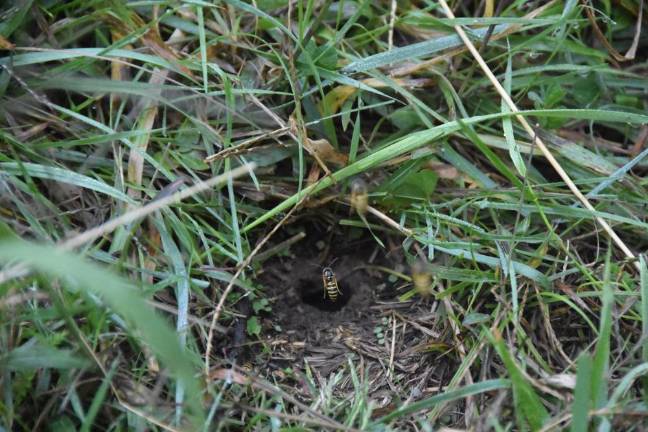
[305,138,348,166]
[427,162,459,180]
[101,11,193,77]
[209,368,251,385]
[321,77,435,115]
[0,35,15,50]
[582,0,643,61]
[306,163,321,185]
[541,373,576,390]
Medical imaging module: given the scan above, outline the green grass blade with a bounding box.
[343,24,512,73]
[502,47,526,177]
[0,162,135,204]
[348,103,361,163]
[372,379,510,424]
[641,255,648,403]
[0,48,179,70]
[490,330,549,430]
[591,248,613,410]
[154,214,191,424]
[587,146,648,197]
[243,109,648,231]
[571,354,593,432]
[607,362,648,408]
[196,5,209,94]
[0,239,206,427]
[80,362,117,432]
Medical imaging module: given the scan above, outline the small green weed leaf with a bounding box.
[400,170,438,199]
[573,73,600,106]
[462,313,491,326]
[299,41,337,70]
[247,316,262,336]
[253,298,271,314]
[389,107,424,130]
[378,161,438,207]
[545,83,566,108]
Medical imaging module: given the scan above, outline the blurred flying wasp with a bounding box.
[411,257,433,297]
[347,177,385,248]
[349,178,369,216]
[322,266,342,302]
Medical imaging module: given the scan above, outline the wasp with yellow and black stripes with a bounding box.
[322,267,342,302]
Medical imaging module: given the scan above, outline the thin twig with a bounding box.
[388,312,397,378]
[366,205,413,236]
[388,0,397,50]
[435,0,638,271]
[252,231,306,263]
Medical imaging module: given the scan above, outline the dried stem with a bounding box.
[436,0,638,271]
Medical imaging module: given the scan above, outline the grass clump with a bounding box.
[1,0,648,430]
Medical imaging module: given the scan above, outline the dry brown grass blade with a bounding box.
[110,28,131,107]
[483,0,495,17]
[388,0,397,50]
[126,68,168,200]
[203,126,290,163]
[0,35,15,49]
[436,0,639,271]
[101,10,193,77]
[582,0,643,61]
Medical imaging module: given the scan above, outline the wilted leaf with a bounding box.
[305,138,348,166]
[209,368,251,385]
[0,35,15,49]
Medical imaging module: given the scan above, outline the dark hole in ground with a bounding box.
[245,216,452,385]
[299,273,352,312]
[258,218,394,337]
[267,254,380,336]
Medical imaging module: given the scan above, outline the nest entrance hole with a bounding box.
[298,277,352,312]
